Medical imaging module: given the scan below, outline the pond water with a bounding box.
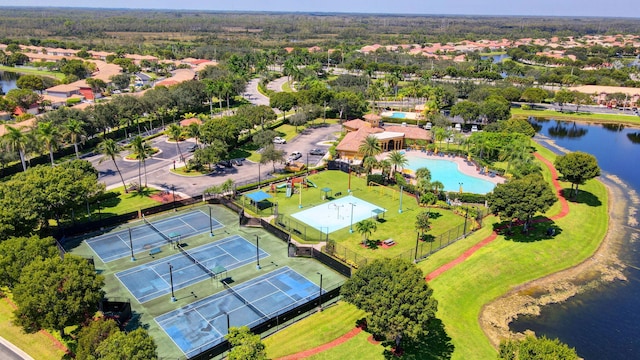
[481,53,511,63]
[0,71,19,94]
[510,118,640,359]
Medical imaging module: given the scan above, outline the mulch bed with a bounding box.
[149,191,186,203]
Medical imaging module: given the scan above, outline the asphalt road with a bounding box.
[0,337,32,360]
[243,78,270,106]
[89,124,340,198]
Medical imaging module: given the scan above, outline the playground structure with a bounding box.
[367,181,400,200]
[269,177,318,198]
[284,161,306,172]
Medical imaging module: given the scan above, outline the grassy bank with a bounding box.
[0,65,65,80]
[416,142,608,359]
[512,107,640,126]
[261,142,608,359]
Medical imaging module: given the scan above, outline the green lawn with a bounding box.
[96,186,163,217]
[0,292,67,360]
[416,143,608,359]
[264,302,367,359]
[258,143,609,360]
[512,107,640,126]
[281,81,294,93]
[305,331,385,360]
[0,65,66,80]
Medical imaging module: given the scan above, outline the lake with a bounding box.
[510,118,640,359]
[481,53,511,63]
[0,70,19,94]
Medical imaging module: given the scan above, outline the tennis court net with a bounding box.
[178,246,216,279]
[142,216,172,244]
[222,280,267,319]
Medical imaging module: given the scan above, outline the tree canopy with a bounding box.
[554,151,600,199]
[13,255,105,337]
[341,258,442,351]
[94,327,158,360]
[486,174,557,232]
[226,326,267,360]
[499,335,579,360]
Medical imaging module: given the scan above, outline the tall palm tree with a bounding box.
[130,136,152,189]
[363,156,379,176]
[64,119,86,159]
[378,159,392,181]
[433,127,446,149]
[2,126,29,171]
[355,219,378,245]
[415,167,431,182]
[500,140,530,176]
[35,121,61,166]
[358,135,382,159]
[387,150,408,175]
[167,123,185,162]
[97,139,128,193]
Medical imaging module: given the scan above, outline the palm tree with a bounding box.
[97,139,128,193]
[378,159,392,181]
[355,219,378,245]
[433,127,446,149]
[2,126,29,171]
[358,135,382,159]
[363,156,379,176]
[35,121,61,166]
[130,136,152,189]
[415,167,431,182]
[431,180,444,196]
[387,150,408,175]
[499,140,530,176]
[64,119,86,159]
[167,123,185,162]
[187,123,201,146]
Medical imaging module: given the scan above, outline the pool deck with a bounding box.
[377,151,506,185]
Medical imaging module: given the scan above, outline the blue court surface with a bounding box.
[116,235,268,303]
[155,266,321,358]
[292,195,385,233]
[86,210,223,262]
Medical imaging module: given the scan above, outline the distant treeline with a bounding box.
[1,7,640,49]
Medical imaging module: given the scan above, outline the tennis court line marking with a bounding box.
[154,311,224,357]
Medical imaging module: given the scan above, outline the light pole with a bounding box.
[463,207,469,236]
[414,231,420,262]
[459,182,463,194]
[224,311,231,350]
[255,235,261,270]
[128,228,136,261]
[317,272,323,310]
[398,186,404,213]
[97,200,101,220]
[258,161,261,189]
[349,202,356,233]
[168,263,176,302]
[209,206,214,237]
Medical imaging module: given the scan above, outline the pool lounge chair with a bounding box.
[479,168,486,175]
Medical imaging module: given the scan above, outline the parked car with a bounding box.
[288,151,302,161]
[471,125,479,132]
[454,123,462,131]
[186,144,199,152]
[232,159,243,166]
[309,148,325,156]
[425,122,432,130]
[217,160,233,168]
[273,136,286,144]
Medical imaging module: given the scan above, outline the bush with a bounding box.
[366,174,386,186]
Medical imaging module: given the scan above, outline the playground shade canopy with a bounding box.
[245,190,272,203]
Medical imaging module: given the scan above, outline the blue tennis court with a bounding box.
[155,267,320,358]
[292,196,384,233]
[116,235,268,303]
[86,209,223,262]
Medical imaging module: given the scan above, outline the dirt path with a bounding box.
[275,326,362,360]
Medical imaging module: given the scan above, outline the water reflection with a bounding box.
[547,120,588,139]
[627,132,640,144]
[602,123,626,132]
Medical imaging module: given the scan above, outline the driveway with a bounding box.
[90,125,340,198]
[267,76,291,93]
[243,78,270,106]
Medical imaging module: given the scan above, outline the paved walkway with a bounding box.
[277,151,570,358]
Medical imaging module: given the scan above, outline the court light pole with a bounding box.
[255,235,261,270]
[414,231,420,262]
[317,272,323,311]
[463,207,469,236]
[398,186,404,213]
[128,228,136,261]
[168,263,176,302]
[97,200,101,220]
[349,202,356,233]
[257,161,261,189]
[209,206,214,237]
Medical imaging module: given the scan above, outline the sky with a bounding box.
[2,0,639,18]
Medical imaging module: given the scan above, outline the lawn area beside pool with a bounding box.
[242,170,467,259]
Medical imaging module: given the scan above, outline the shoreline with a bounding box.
[478,171,634,349]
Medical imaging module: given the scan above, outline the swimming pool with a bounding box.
[390,112,406,119]
[405,155,496,194]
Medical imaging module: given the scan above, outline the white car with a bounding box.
[471,125,479,132]
[288,151,302,161]
[273,137,286,144]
